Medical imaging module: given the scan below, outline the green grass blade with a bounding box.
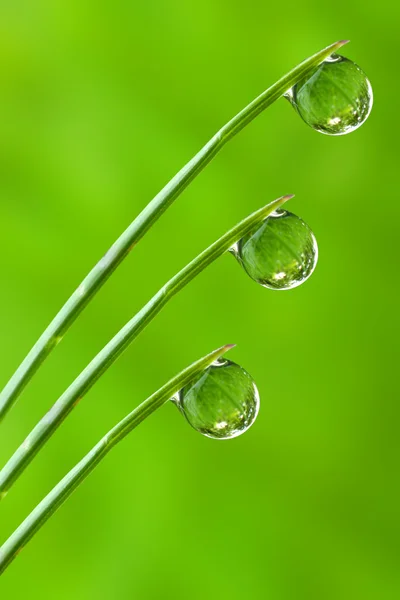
[0,40,348,422]
[0,344,233,575]
[0,195,291,498]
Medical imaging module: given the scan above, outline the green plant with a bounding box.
[0,195,288,497]
[0,40,373,575]
[0,344,233,574]
[0,40,347,422]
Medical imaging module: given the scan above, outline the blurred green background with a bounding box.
[0,1,398,598]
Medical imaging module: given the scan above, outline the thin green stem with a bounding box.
[0,344,232,575]
[0,40,349,422]
[0,195,290,498]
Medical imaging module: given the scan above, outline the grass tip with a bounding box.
[224,344,236,351]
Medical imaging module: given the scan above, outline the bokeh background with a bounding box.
[0,1,399,598]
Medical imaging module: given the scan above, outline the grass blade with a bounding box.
[0,344,233,574]
[0,41,348,421]
[0,195,291,498]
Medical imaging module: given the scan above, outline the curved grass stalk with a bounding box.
[0,40,349,422]
[0,344,233,575]
[0,195,290,499]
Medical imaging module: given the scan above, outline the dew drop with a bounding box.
[174,358,259,440]
[289,54,373,135]
[234,209,318,290]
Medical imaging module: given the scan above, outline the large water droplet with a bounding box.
[233,209,318,290]
[174,358,259,440]
[289,54,373,135]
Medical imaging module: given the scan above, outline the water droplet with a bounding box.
[289,54,373,135]
[174,358,259,440]
[234,209,318,290]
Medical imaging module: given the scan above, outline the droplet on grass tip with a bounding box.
[288,54,373,135]
[173,358,259,440]
[231,209,318,290]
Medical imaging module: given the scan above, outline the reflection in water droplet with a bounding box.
[234,209,318,290]
[173,358,259,440]
[289,54,373,135]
